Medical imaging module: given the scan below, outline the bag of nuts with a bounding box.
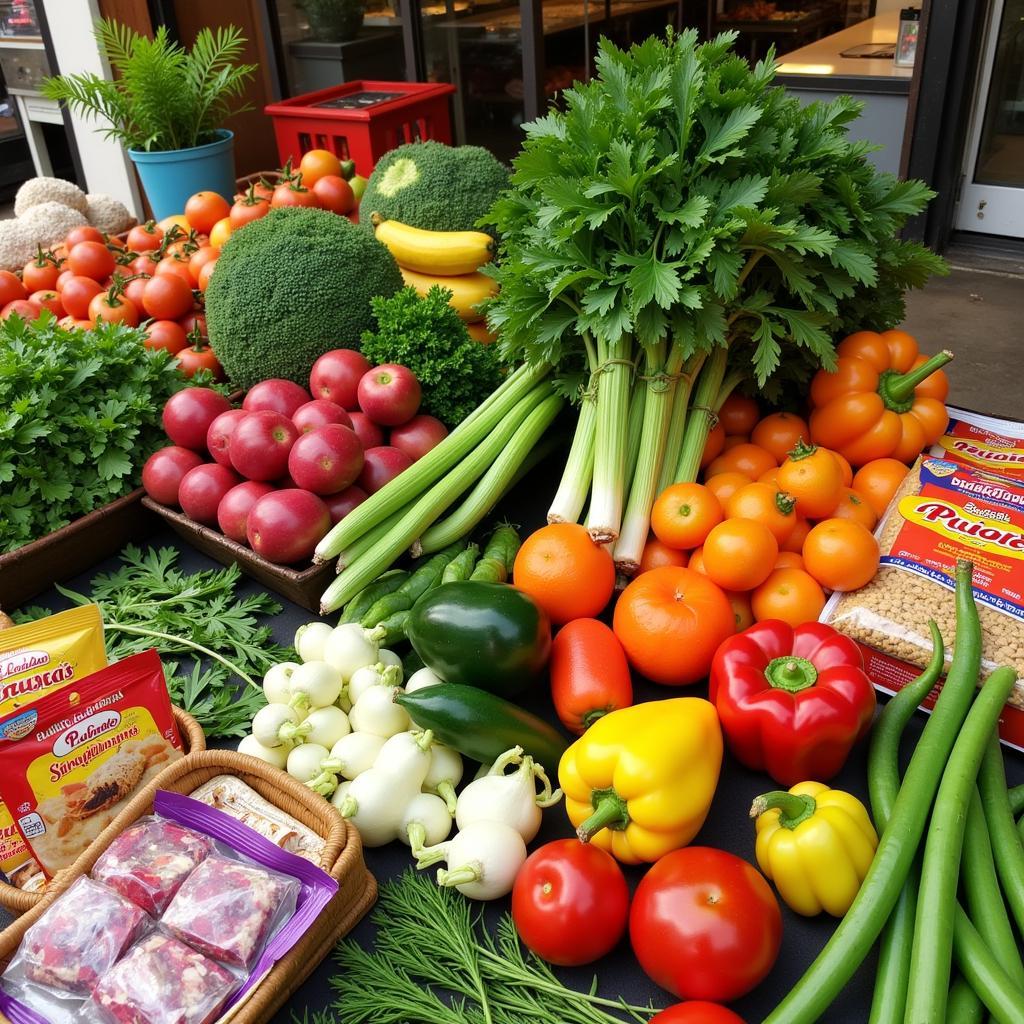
[822,456,1024,710]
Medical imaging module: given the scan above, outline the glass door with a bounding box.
[956,0,1024,236]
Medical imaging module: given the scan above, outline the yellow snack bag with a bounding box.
[0,605,106,891]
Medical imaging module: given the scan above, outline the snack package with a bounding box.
[92,818,213,916]
[0,649,183,877]
[0,605,107,892]
[931,406,1024,480]
[89,933,238,1024]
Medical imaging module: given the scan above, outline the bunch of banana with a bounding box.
[371,214,499,325]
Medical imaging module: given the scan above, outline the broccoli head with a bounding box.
[360,141,510,237]
[205,207,403,390]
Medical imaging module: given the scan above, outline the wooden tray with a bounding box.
[0,488,156,611]
[0,705,205,916]
[0,749,376,1024]
[141,497,334,613]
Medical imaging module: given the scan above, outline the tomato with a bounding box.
[312,174,355,215]
[298,148,342,186]
[651,483,723,550]
[1,299,42,321]
[55,268,74,291]
[64,225,104,247]
[640,536,689,573]
[852,457,909,518]
[28,289,65,318]
[629,847,782,1002]
[831,486,878,530]
[774,550,804,570]
[22,253,62,292]
[725,482,797,544]
[781,516,811,553]
[803,518,880,592]
[706,443,777,481]
[751,567,826,626]
[777,441,844,519]
[704,471,752,508]
[123,275,150,311]
[209,217,233,250]
[758,466,780,485]
[512,840,629,966]
[725,590,754,631]
[751,411,809,464]
[700,421,726,469]
[718,394,760,435]
[550,618,632,734]
[0,270,27,306]
[229,194,270,230]
[131,253,159,277]
[688,547,707,574]
[197,259,217,293]
[184,191,231,235]
[59,275,104,319]
[831,449,854,486]
[187,245,219,286]
[143,319,188,354]
[650,1004,746,1024]
[155,255,194,285]
[67,240,115,282]
[271,181,319,209]
[722,434,749,451]
[142,274,194,320]
[176,339,224,380]
[126,221,163,253]
[179,311,207,337]
[702,519,778,592]
[88,289,139,327]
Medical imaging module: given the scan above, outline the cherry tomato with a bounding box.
[852,458,909,518]
[250,180,275,202]
[704,472,752,509]
[126,221,163,252]
[700,421,726,469]
[725,482,798,544]
[88,289,139,327]
[831,486,878,530]
[706,443,777,482]
[143,319,188,354]
[176,339,224,380]
[777,441,844,519]
[131,253,159,277]
[67,240,115,282]
[123,275,150,311]
[229,192,270,230]
[1,299,42,321]
[271,181,319,209]
[722,434,749,451]
[688,546,707,574]
[187,245,219,286]
[143,274,194,320]
[55,268,75,291]
[650,1004,746,1024]
[179,311,207,337]
[630,847,782,1003]
[28,289,65,318]
[803,518,880,592]
[640,536,689,573]
[651,483,723,550]
[782,516,811,553]
[209,217,233,250]
[0,270,27,306]
[64,225,104,247]
[751,411,810,464]
[155,255,194,285]
[702,519,778,592]
[22,252,62,292]
[512,840,629,966]
[184,191,231,235]
[718,394,760,435]
[550,618,632,735]
[197,258,217,293]
[751,567,826,626]
[298,148,342,186]
[59,275,105,319]
[774,550,804,570]
[725,589,755,631]
[831,449,854,486]
[759,466,780,485]
[312,174,355,215]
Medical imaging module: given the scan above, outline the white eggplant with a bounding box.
[349,684,410,738]
[262,662,299,705]
[288,660,344,712]
[327,731,386,780]
[400,793,453,856]
[323,623,379,678]
[424,743,464,813]
[295,621,333,663]
[237,734,288,769]
[405,666,444,693]
[252,703,303,749]
[348,662,401,705]
[416,821,527,900]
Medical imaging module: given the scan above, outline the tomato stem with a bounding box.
[765,655,818,693]
[577,789,630,841]
[751,790,817,829]
[880,350,954,409]
[786,438,818,462]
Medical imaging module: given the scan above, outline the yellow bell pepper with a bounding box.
[558,698,722,865]
[751,781,878,917]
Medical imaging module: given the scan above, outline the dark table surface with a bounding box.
[11,520,1024,1024]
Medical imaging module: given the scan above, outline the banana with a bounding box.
[399,266,498,323]
[373,214,493,276]
[466,321,497,344]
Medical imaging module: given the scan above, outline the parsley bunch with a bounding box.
[0,315,193,554]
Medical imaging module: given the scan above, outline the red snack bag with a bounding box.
[0,649,184,878]
[92,818,213,916]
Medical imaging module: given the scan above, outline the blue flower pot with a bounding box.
[128,129,236,221]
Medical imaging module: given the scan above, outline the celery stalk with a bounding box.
[588,336,633,543]
[547,395,595,525]
[674,346,728,483]
[657,350,704,493]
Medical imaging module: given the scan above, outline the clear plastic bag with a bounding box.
[92,817,213,916]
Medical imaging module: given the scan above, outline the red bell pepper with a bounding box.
[708,620,876,786]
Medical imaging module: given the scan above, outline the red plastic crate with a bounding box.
[264,80,457,178]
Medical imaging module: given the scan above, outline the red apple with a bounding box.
[287,424,364,495]
[230,411,298,481]
[292,399,353,434]
[357,364,422,426]
[359,445,413,494]
[389,414,448,461]
[217,480,274,542]
[309,349,371,410]
[142,446,204,506]
[348,411,384,450]
[206,409,249,467]
[242,378,311,418]
[324,485,368,524]
[162,388,232,451]
[178,463,241,525]
[247,489,331,564]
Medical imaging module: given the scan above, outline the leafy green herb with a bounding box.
[360,286,505,427]
[16,546,289,738]
[300,870,658,1024]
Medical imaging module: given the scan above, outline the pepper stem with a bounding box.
[880,350,953,408]
[765,655,818,693]
[750,790,817,828]
[582,708,609,729]
[577,790,629,842]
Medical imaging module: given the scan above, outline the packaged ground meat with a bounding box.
[3,876,147,996]
[92,818,213,916]
[89,933,237,1024]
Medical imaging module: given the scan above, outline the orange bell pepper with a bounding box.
[808,330,952,465]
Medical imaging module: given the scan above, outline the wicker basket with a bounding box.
[0,705,205,917]
[0,749,375,1024]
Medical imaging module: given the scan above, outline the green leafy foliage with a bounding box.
[0,316,191,554]
[41,20,256,152]
[485,30,946,392]
[360,286,505,427]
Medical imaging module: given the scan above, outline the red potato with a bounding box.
[323,485,367,524]
[178,463,241,525]
[229,410,298,481]
[357,363,421,426]
[389,414,448,461]
[243,378,311,418]
[292,399,352,433]
[308,349,371,409]
[247,489,331,564]
[348,411,384,450]
[142,446,205,506]
[206,408,249,467]
[287,424,364,495]
[162,388,232,452]
[358,446,413,494]
[217,480,274,542]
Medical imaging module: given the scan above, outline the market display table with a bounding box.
[11,528,1024,1023]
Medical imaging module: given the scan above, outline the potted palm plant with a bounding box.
[42,20,256,219]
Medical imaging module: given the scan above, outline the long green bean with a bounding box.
[945,976,984,1024]
[979,731,1024,937]
[952,905,1024,1024]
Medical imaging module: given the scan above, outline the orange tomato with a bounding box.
[705,471,753,508]
[706,443,777,482]
[700,421,726,469]
[187,245,219,286]
[759,466,780,486]
[184,191,231,235]
[722,434,750,451]
[751,568,826,627]
[513,523,616,625]
[702,519,779,592]
[782,517,811,553]
[725,590,755,632]
[197,258,217,293]
[774,551,804,570]
[298,148,342,187]
[718,394,760,435]
[852,458,909,518]
[831,487,878,531]
[639,537,689,573]
[831,450,854,487]
[803,519,880,592]
[725,482,798,545]
[651,483,723,551]
[612,567,735,685]
[157,214,191,234]
[209,217,233,250]
[777,441,844,519]
[688,547,707,574]
[751,412,810,464]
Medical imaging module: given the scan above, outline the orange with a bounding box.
[702,519,778,592]
[651,483,723,551]
[700,421,726,469]
[640,536,689,574]
[852,458,909,518]
[718,394,760,435]
[705,471,753,508]
[803,519,880,592]
[751,412,810,465]
[831,487,878,531]
[752,568,826,627]
[706,443,777,482]
[513,523,615,624]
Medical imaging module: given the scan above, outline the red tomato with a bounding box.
[126,221,163,252]
[650,1004,746,1024]
[29,289,65,318]
[143,319,188,354]
[122,275,150,311]
[184,191,231,235]
[55,268,74,291]
[187,245,219,285]
[512,840,629,966]
[229,194,270,230]
[64,225,104,247]
[88,290,139,327]
[23,253,62,292]
[59,275,105,319]
[179,311,207,337]
[67,240,115,281]
[1,299,42,321]
[131,253,159,277]
[154,255,194,285]
[312,175,355,215]
[197,258,217,293]
[630,847,782,1003]
[176,339,224,380]
[143,274,194,320]
[0,270,27,306]
[271,181,319,208]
